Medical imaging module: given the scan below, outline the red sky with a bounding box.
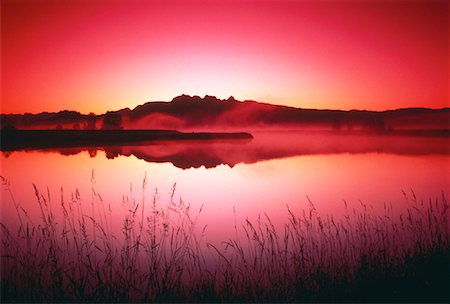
[1,0,449,114]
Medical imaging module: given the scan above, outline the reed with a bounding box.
[0,175,448,302]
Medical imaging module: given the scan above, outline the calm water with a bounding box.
[1,131,449,242]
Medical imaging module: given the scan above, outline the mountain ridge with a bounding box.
[2,95,449,132]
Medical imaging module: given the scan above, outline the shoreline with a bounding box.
[0,129,253,150]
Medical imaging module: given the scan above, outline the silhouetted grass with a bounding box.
[0,175,448,303]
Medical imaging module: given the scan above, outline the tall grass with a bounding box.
[1,175,448,302]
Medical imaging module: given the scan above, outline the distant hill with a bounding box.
[1,95,449,131]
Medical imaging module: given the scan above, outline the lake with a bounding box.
[1,131,448,243]
[1,130,449,302]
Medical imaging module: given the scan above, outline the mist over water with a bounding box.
[1,131,448,242]
[1,130,449,302]
[2,0,449,300]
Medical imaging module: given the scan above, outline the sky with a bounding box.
[1,0,449,114]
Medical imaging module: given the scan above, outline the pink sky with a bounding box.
[1,0,449,114]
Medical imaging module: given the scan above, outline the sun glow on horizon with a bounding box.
[2,0,448,114]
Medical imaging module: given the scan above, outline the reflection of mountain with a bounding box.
[2,95,449,131]
[106,140,251,169]
[3,132,448,169]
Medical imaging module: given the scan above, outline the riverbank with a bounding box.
[0,129,253,150]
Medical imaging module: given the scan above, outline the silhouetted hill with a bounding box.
[2,95,449,131]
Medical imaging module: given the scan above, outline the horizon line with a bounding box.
[1,94,449,116]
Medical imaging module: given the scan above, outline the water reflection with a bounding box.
[2,131,449,169]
